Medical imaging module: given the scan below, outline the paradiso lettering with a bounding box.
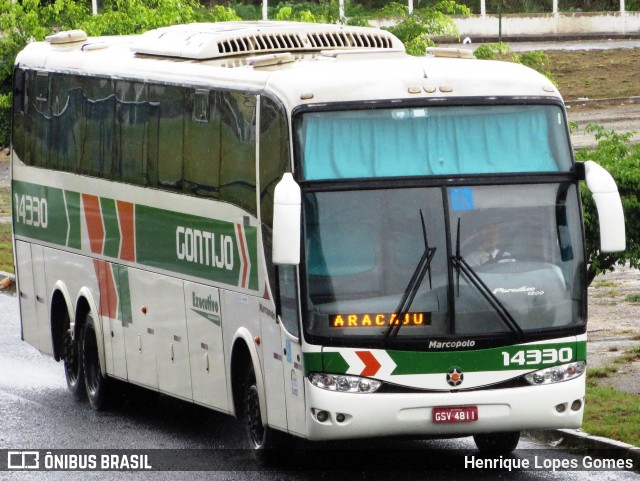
[176,226,234,270]
[331,312,431,328]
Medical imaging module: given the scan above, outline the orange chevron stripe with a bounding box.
[82,194,104,255]
[356,351,382,377]
[117,200,135,261]
[236,223,249,289]
[93,259,118,319]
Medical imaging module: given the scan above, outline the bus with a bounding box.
[12,21,625,457]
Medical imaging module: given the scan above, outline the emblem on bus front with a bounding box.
[446,368,464,387]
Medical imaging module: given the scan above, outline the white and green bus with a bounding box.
[12,22,625,456]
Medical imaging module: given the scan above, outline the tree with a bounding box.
[376,1,469,55]
[575,124,640,285]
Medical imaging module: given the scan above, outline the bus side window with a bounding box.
[115,80,148,185]
[50,75,83,173]
[277,266,300,338]
[32,72,51,168]
[219,91,257,215]
[12,69,28,165]
[183,88,220,198]
[149,84,185,192]
[79,77,115,179]
[259,96,290,295]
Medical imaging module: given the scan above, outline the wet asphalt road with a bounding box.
[1,292,638,480]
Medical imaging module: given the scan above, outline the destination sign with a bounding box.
[330,312,432,328]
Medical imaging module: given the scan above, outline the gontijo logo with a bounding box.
[176,226,234,271]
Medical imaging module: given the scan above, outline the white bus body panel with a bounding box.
[305,376,585,440]
[15,241,39,349]
[184,282,229,412]
[126,268,161,390]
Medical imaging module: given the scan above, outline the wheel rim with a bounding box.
[84,325,101,397]
[245,384,265,449]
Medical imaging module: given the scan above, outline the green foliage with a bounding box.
[512,50,556,85]
[575,124,640,284]
[472,42,511,60]
[472,43,557,85]
[377,1,469,56]
[78,0,207,36]
[275,6,318,22]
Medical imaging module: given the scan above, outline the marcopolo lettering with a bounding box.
[176,226,234,270]
[428,340,476,349]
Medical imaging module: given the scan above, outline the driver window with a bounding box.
[278,266,300,338]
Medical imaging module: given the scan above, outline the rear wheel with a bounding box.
[82,312,110,411]
[473,431,520,454]
[62,312,85,401]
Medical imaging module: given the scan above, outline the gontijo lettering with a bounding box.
[176,226,234,270]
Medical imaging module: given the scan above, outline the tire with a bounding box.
[82,312,110,411]
[242,364,290,464]
[473,431,520,454]
[63,313,85,401]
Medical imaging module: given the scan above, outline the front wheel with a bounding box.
[473,431,520,454]
[243,364,290,463]
[82,312,110,411]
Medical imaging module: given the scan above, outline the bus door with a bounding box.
[15,242,51,354]
[261,266,306,436]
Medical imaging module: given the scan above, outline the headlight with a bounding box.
[524,361,586,385]
[309,373,382,393]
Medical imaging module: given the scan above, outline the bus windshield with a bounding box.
[296,104,573,179]
[296,103,584,345]
[302,183,585,343]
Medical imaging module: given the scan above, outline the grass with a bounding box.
[496,48,640,102]
[584,346,640,446]
[624,293,640,303]
[546,49,640,101]
[592,279,618,288]
[0,223,13,274]
[583,385,640,447]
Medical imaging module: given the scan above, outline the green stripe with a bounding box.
[64,190,81,249]
[116,265,132,324]
[101,197,120,258]
[13,180,259,290]
[305,341,586,377]
[135,204,259,289]
[13,181,70,247]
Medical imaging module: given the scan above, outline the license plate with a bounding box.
[432,406,478,423]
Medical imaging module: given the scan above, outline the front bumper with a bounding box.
[305,376,585,441]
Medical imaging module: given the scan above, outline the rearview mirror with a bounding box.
[583,161,626,253]
[272,173,301,265]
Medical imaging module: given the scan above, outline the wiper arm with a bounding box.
[386,211,436,340]
[452,219,525,341]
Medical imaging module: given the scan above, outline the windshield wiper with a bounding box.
[451,219,525,341]
[385,210,436,340]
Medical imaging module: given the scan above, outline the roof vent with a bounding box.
[46,29,88,45]
[131,22,404,60]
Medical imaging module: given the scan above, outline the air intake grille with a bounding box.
[131,22,403,60]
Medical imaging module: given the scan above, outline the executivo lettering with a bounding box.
[191,292,221,325]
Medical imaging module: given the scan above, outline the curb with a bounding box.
[525,429,640,466]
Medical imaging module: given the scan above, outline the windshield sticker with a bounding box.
[449,187,475,211]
